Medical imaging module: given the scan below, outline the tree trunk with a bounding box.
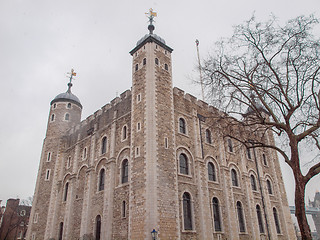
[294,169,312,240]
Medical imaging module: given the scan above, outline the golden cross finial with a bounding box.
[66,68,77,93]
[145,8,157,25]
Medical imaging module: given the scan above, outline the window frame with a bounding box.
[98,168,105,191]
[121,159,129,184]
[101,136,107,155]
[256,204,265,233]
[208,162,216,182]
[227,139,233,152]
[205,129,212,144]
[266,179,273,195]
[182,192,193,231]
[250,174,257,191]
[236,201,246,233]
[212,197,222,232]
[273,207,281,234]
[179,153,189,175]
[179,118,187,135]
[231,169,239,187]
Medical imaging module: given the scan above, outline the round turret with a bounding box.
[46,78,82,137]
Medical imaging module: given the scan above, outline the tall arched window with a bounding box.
[236,201,246,232]
[121,159,128,184]
[65,113,70,121]
[101,137,107,154]
[183,192,193,230]
[206,129,212,144]
[250,174,257,191]
[98,169,105,191]
[135,64,138,71]
[155,58,159,65]
[95,215,101,240]
[122,126,127,140]
[179,153,189,175]
[208,162,216,181]
[231,169,238,187]
[256,205,264,233]
[179,118,186,134]
[266,179,273,194]
[67,103,71,108]
[63,182,69,201]
[212,197,222,231]
[51,114,55,121]
[58,222,63,240]
[227,139,233,152]
[143,58,146,65]
[273,207,281,234]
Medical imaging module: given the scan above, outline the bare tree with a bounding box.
[201,15,320,240]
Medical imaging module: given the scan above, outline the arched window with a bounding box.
[165,63,168,70]
[122,201,126,218]
[236,201,246,232]
[101,137,107,154]
[67,103,71,108]
[51,114,55,121]
[208,162,216,181]
[183,192,193,230]
[231,169,238,187]
[206,129,212,144]
[155,58,159,65]
[65,113,70,121]
[179,153,189,175]
[98,169,105,191]
[143,58,146,65]
[250,174,257,191]
[135,64,138,71]
[227,139,233,152]
[179,118,186,134]
[267,179,273,194]
[246,148,252,159]
[95,215,101,240]
[121,159,128,184]
[58,222,63,240]
[262,154,267,166]
[256,205,264,233]
[273,207,281,234]
[63,182,69,201]
[122,126,127,140]
[212,197,222,231]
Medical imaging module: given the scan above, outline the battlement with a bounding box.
[69,89,132,135]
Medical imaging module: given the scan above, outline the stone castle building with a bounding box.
[26,13,296,240]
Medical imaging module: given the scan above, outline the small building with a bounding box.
[0,199,31,240]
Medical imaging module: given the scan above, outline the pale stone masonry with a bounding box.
[26,22,296,240]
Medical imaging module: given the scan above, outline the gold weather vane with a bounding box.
[66,68,77,92]
[145,8,157,25]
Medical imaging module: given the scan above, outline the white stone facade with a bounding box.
[26,28,296,240]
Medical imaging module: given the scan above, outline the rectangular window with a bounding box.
[137,122,141,131]
[136,147,140,157]
[164,137,168,149]
[47,152,51,162]
[34,213,39,223]
[137,94,141,103]
[45,169,51,181]
[32,233,36,240]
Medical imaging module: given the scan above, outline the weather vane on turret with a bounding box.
[66,68,77,93]
[145,8,157,34]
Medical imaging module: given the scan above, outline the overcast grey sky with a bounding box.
[0,0,319,229]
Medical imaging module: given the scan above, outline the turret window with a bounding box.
[227,139,233,152]
[250,174,257,191]
[135,64,138,71]
[155,58,159,65]
[262,154,267,166]
[165,63,168,71]
[206,129,212,144]
[266,179,273,194]
[122,125,128,141]
[63,182,69,201]
[47,152,51,162]
[122,201,126,218]
[143,58,146,65]
[65,113,70,121]
[273,207,281,234]
[51,114,55,122]
[67,103,71,108]
[45,169,51,181]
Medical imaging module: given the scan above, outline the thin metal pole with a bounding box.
[195,39,204,101]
